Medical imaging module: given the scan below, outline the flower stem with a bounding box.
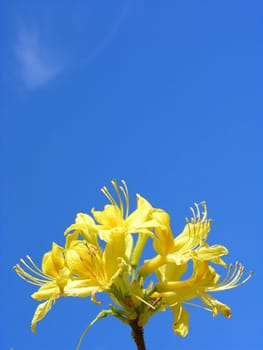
[129,318,146,350]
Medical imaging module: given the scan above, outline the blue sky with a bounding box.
[1,1,262,349]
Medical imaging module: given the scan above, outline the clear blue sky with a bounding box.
[1,1,262,349]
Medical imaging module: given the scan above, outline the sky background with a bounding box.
[1,1,262,349]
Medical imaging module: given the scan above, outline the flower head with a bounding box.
[151,252,253,336]
[64,233,130,304]
[65,180,159,244]
[14,242,71,333]
[139,202,228,277]
[14,180,253,345]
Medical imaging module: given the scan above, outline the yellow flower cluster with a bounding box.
[14,180,252,338]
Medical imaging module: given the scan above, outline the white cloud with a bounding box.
[15,30,59,88]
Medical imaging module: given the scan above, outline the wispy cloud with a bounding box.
[15,30,60,89]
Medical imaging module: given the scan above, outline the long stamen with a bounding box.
[219,263,233,285]
[14,265,48,286]
[199,293,215,313]
[20,258,53,281]
[207,262,253,292]
[190,206,196,223]
[183,203,210,252]
[111,179,124,217]
[26,255,47,274]
[120,179,129,219]
[182,219,200,252]
[14,270,44,286]
[101,186,117,207]
[182,301,212,313]
[216,262,242,290]
[201,201,207,222]
[194,203,201,221]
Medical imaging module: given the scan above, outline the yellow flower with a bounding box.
[152,259,253,336]
[91,180,158,240]
[14,242,71,333]
[65,180,162,269]
[64,233,130,303]
[14,181,253,342]
[64,212,99,247]
[139,202,228,277]
[65,180,158,243]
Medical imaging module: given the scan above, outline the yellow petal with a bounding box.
[42,243,64,277]
[76,213,96,226]
[64,214,99,247]
[92,205,122,228]
[191,261,219,287]
[156,262,188,283]
[126,195,152,228]
[152,210,175,255]
[66,241,106,285]
[171,304,189,337]
[31,298,53,333]
[42,253,57,277]
[199,293,232,318]
[66,249,88,278]
[51,242,65,271]
[139,255,166,278]
[64,279,101,297]
[155,281,196,301]
[31,283,59,301]
[65,231,79,249]
[196,244,228,261]
[103,233,131,280]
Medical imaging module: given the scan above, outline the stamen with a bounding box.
[14,265,47,286]
[120,179,129,219]
[190,206,196,222]
[201,201,207,222]
[101,186,117,207]
[150,297,162,307]
[183,301,212,313]
[198,293,217,315]
[219,263,233,285]
[26,255,48,275]
[182,202,210,254]
[183,221,200,251]
[134,295,155,310]
[20,258,53,281]
[111,179,124,217]
[207,262,253,292]
[169,301,179,308]
[15,271,43,286]
[194,203,201,221]
[77,245,107,285]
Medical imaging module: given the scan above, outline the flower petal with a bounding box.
[171,304,189,337]
[31,298,53,333]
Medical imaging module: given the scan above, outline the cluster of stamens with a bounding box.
[14,256,52,286]
[207,262,254,292]
[101,179,130,219]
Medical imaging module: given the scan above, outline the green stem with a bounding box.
[129,318,146,350]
